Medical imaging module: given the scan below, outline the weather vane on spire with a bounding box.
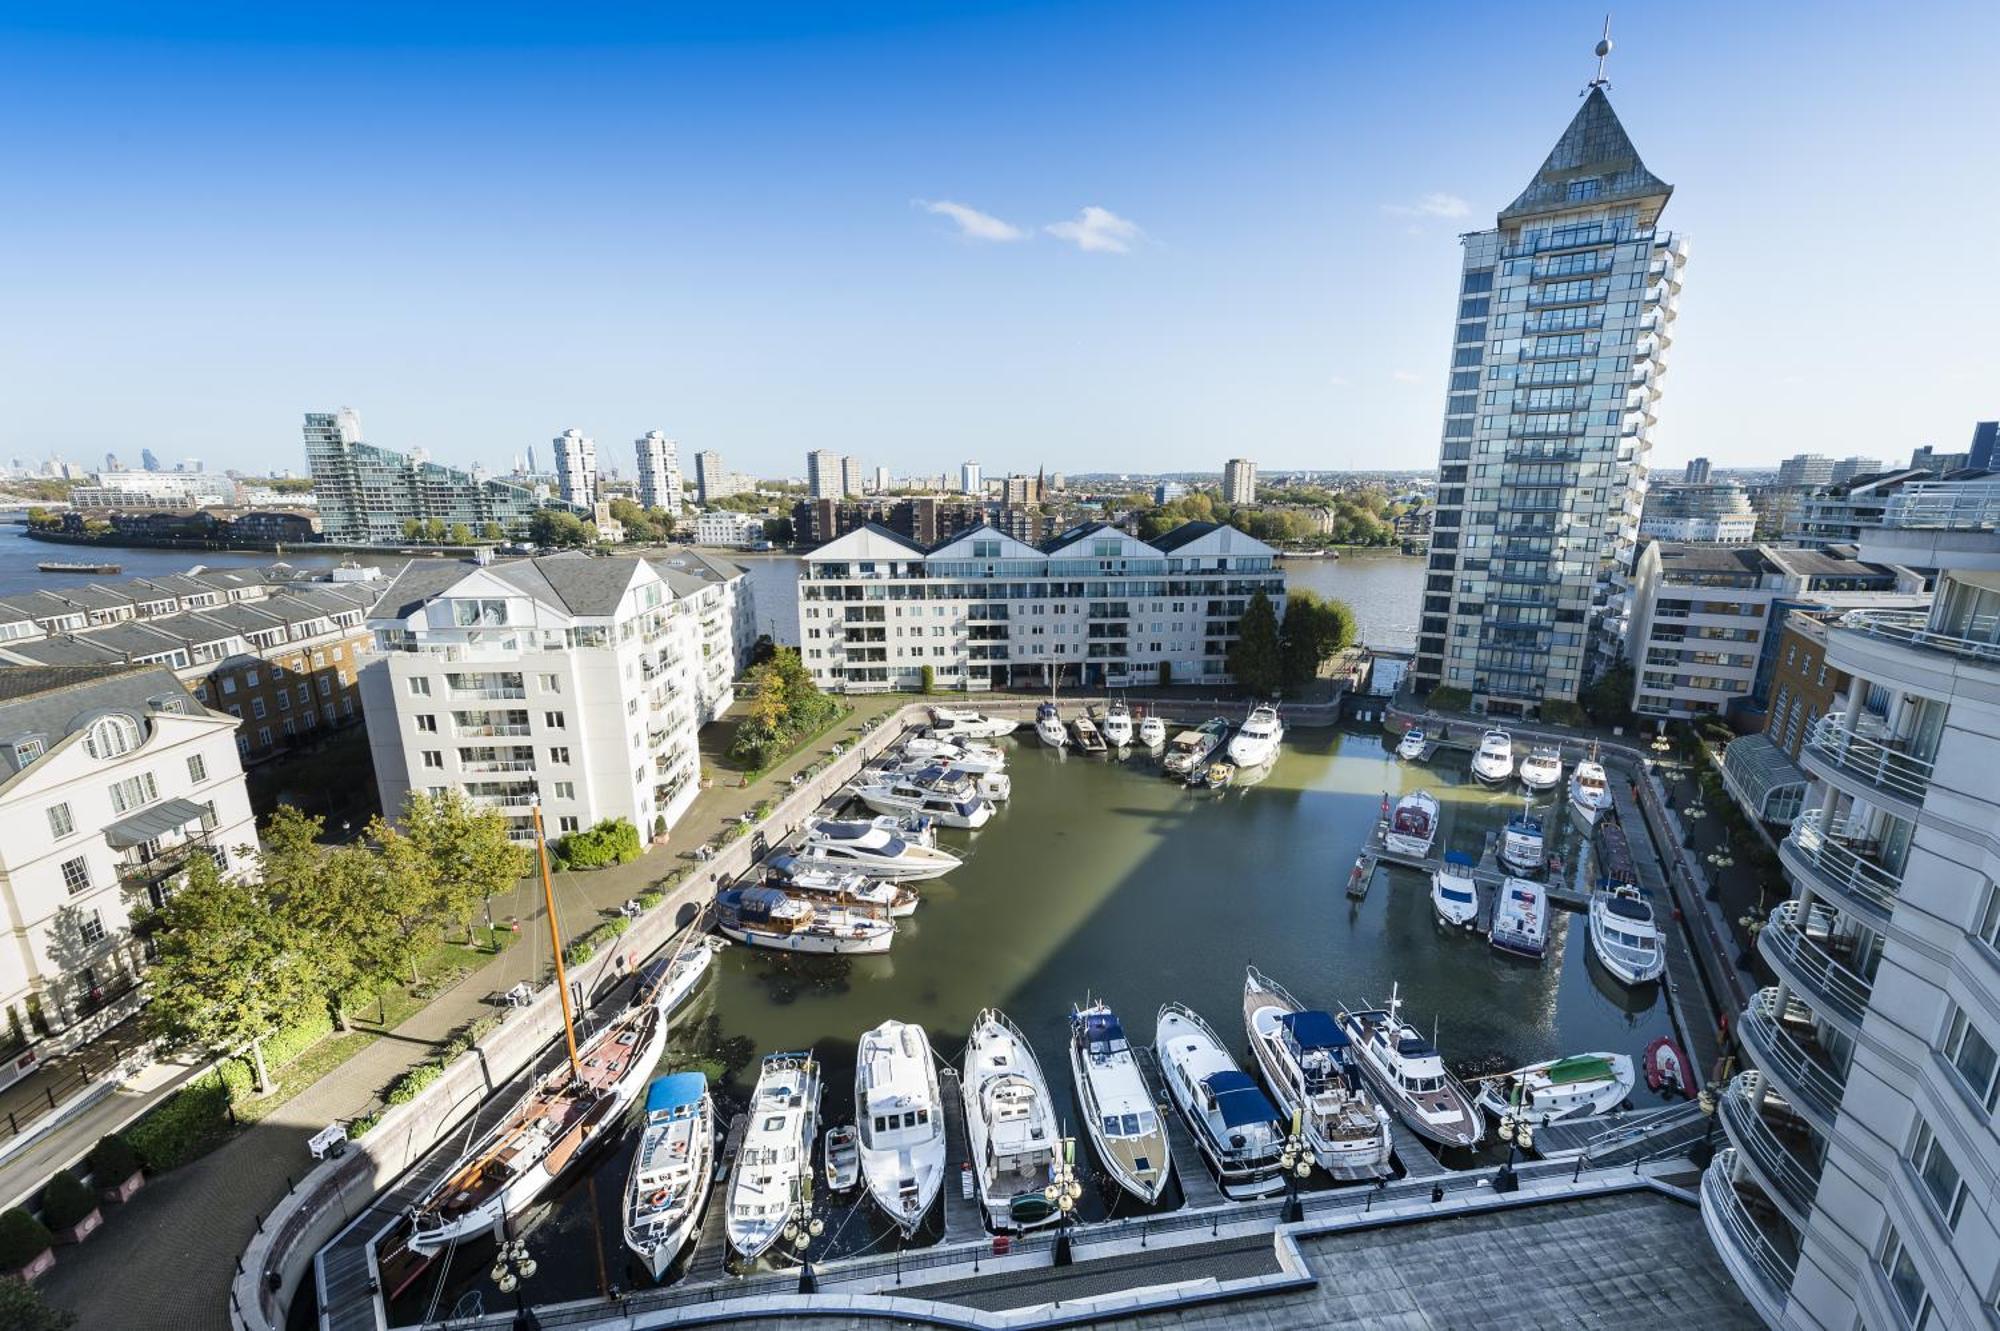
[1586,14,1614,94]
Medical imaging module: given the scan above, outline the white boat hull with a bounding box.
[1067,1039,1172,1204]
[1036,720,1068,748]
[1383,831,1437,859]
[1138,720,1166,749]
[855,791,990,829]
[1475,1055,1636,1126]
[1226,735,1278,768]
[717,922,892,954]
[1471,759,1514,785]
[793,847,958,882]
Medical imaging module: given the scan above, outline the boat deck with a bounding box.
[936,1067,985,1242]
[1132,1046,1224,1209]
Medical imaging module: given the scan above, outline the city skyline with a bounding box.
[3,5,1995,477]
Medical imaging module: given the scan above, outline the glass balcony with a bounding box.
[1759,901,1875,1032]
[1802,713,1933,811]
[1781,809,1902,928]
[1840,608,2000,667]
[1718,1072,1821,1229]
[1700,1149,1797,1328]
[1741,987,1848,1134]
[1880,478,2000,531]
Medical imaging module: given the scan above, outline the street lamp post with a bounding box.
[490,1233,540,1331]
[1494,1093,1534,1195]
[1275,1109,1313,1224]
[1043,1135,1083,1267]
[783,1174,825,1293]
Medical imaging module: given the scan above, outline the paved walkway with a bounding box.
[37,695,910,1330]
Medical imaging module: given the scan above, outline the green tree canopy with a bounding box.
[730,648,838,767]
[1278,589,1357,689]
[1226,590,1283,696]
[529,509,597,549]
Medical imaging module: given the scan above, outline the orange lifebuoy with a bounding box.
[649,1188,669,1206]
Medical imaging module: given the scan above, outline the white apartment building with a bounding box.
[841,457,864,502]
[71,469,237,510]
[1221,458,1257,506]
[691,510,770,550]
[361,553,751,843]
[798,521,1283,693]
[695,450,731,503]
[0,665,257,1086]
[960,462,982,496]
[1640,481,1758,544]
[634,431,684,515]
[552,428,599,509]
[1702,478,2000,1330]
[807,450,845,501]
[650,550,758,724]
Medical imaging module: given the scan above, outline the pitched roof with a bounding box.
[367,559,478,620]
[1149,520,1226,553]
[1499,88,1672,225]
[489,555,644,617]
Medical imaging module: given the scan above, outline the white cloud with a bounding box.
[1391,369,1422,384]
[918,199,1025,242]
[1329,374,1351,387]
[1384,192,1471,219]
[1044,205,1142,254]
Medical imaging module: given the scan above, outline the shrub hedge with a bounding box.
[38,1175,95,1230]
[0,1210,52,1269]
[125,1074,233,1172]
[555,819,642,869]
[85,1135,141,1185]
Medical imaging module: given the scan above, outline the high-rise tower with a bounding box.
[552,428,598,508]
[634,431,683,514]
[1412,61,1687,717]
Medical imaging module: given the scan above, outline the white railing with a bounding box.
[1803,712,1933,805]
[1743,988,1847,1127]
[1881,478,2000,531]
[1841,608,2000,667]
[1784,809,1902,919]
[1761,902,1874,1026]
[1719,1073,1819,1221]
[1702,1149,1798,1314]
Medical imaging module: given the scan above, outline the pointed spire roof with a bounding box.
[1498,87,1672,226]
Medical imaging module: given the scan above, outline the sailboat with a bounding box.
[404,805,673,1256]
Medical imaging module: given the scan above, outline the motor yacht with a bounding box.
[1382,790,1440,858]
[634,935,725,1021]
[1395,727,1427,762]
[1071,715,1108,754]
[1470,729,1515,786]
[1337,984,1483,1149]
[877,756,1010,802]
[1497,809,1545,875]
[799,817,960,881]
[902,734,1008,774]
[1475,1053,1636,1127]
[1589,884,1666,985]
[1035,701,1068,748]
[962,1008,1062,1231]
[1518,744,1563,792]
[1137,714,1167,749]
[1101,701,1135,748]
[1068,1000,1174,1204]
[927,706,1018,739]
[715,886,894,955]
[854,1020,946,1236]
[1430,853,1480,930]
[1241,967,1393,1180]
[762,854,919,917]
[726,1052,819,1261]
[623,1073,714,1279]
[1161,719,1230,779]
[1225,705,1284,768]
[852,768,993,829]
[1569,752,1613,824]
[1489,877,1549,961]
[1156,1003,1286,1198]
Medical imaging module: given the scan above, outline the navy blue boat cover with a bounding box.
[1202,1069,1279,1128]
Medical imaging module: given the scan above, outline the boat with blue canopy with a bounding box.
[623,1072,715,1279]
[1241,967,1392,1180]
[1156,1002,1287,1197]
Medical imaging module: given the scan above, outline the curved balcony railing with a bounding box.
[1701,1149,1796,1326]
[1760,901,1875,1030]
[1718,1072,1821,1227]
[1841,608,2000,667]
[1803,713,1934,808]
[1783,809,1902,926]
[1742,988,1847,1132]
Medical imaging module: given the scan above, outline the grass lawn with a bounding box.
[231,1028,376,1125]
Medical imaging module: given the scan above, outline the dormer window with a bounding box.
[12,739,44,767]
[451,599,508,627]
[84,715,142,759]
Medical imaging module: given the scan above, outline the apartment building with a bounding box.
[649,550,758,724]
[1222,458,1257,505]
[0,665,257,1088]
[360,553,748,843]
[807,450,846,501]
[304,410,570,544]
[634,431,683,514]
[1785,470,1934,551]
[798,521,1282,693]
[694,450,731,503]
[690,510,770,549]
[1640,480,1757,544]
[552,428,598,509]
[1702,475,2000,1330]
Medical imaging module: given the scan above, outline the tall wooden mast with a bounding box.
[534,803,583,1078]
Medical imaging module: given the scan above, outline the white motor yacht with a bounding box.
[1226,705,1284,768]
[1490,877,1550,961]
[1430,853,1480,930]
[1241,967,1393,1180]
[1475,1053,1636,1127]
[1382,790,1440,858]
[1518,744,1563,792]
[1068,1001,1174,1204]
[878,756,1011,802]
[763,854,918,917]
[1497,809,1546,875]
[1156,1003,1285,1198]
[902,734,1008,774]
[962,1009,1062,1231]
[1395,727,1427,762]
[1101,701,1135,748]
[928,706,1018,739]
[1470,729,1515,786]
[1035,701,1068,748]
[854,1020,946,1236]
[1589,884,1667,985]
[852,768,993,829]
[623,1073,714,1279]
[1137,714,1167,749]
[799,817,960,881]
[715,886,894,955]
[1162,719,1230,779]
[1337,984,1483,1149]
[635,935,725,1021]
[1569,753,1613,824]
[726,1052,820,1261]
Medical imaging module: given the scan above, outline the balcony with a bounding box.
[1840,608,2000,667]
[1801,714,1933,814]
[1700,1149,1797,1328]
[117,834,211,890]
[1780,809,1902,928]
[459,759,537,774]
[1718,1072,1821,1229]
[454,722,532,738]
[1759,902,1874,1034]
[446,684,527,701]
[1741,987,1848,1134]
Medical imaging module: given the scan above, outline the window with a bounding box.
[47,803,75,838]
[421,750,444,769]
[1940,1005,1999,1113]
[408,677,431,696]
[108,772,159,814]
[184,753,207,784]
[544,712,565,729]
[257,726,272,748]
[558,815,580,833]
[1879,1227,1933,1329]
[77,911,106,946]
[451,599,508,627]
[220,677,238,696]
[297,684,311,704]
[415,715,438,733]
[1976,880,2000,952]
[1565,177,1601,201]
[245,669,259,687]
[550,746,570,764]
[83,714,142,759]
[60,857,91,894]
[317,675,332,697]
[276,691,291,712]
[540,674,560,692]
[552,781,575,800]
[1908,1122,1967,1229]
[250,697,267,720]
[200,800,218,831]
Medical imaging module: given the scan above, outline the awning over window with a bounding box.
[104,797,209,849]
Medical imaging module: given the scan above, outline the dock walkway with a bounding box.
[684,1111,747,1282]
[1610,780,1725,1082]
[1384,1114,1452,1182]
[1530,1100,1709,1165]
[936,1068,985,1242]
[1366,824,1592,913]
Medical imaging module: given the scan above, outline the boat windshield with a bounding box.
[1602,926,1657,951]
[1439,885,1475,904]
[1103,1110,1158,1138]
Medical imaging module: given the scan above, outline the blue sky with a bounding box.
[2,2,1994,479]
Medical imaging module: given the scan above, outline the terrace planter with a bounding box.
[9,1247,55,1283]
[52,1208,102,1245]
[100,1170,145,1205]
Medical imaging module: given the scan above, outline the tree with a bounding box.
[147,856,314,1093]
[1278,590,1357,689]
[529,509,594,549]
[367,816,448,984]
[919,664,936,695]
[1226,590,1282,697]
[0,1275,74,1330]
[449,523,473,545]
[395,790,530,940]
[402,518,422,540]
[258,808,362,1030]
[480,521,505,541]
[730,648,838,767]
[422,517,447,544]
[763,516,794,545]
